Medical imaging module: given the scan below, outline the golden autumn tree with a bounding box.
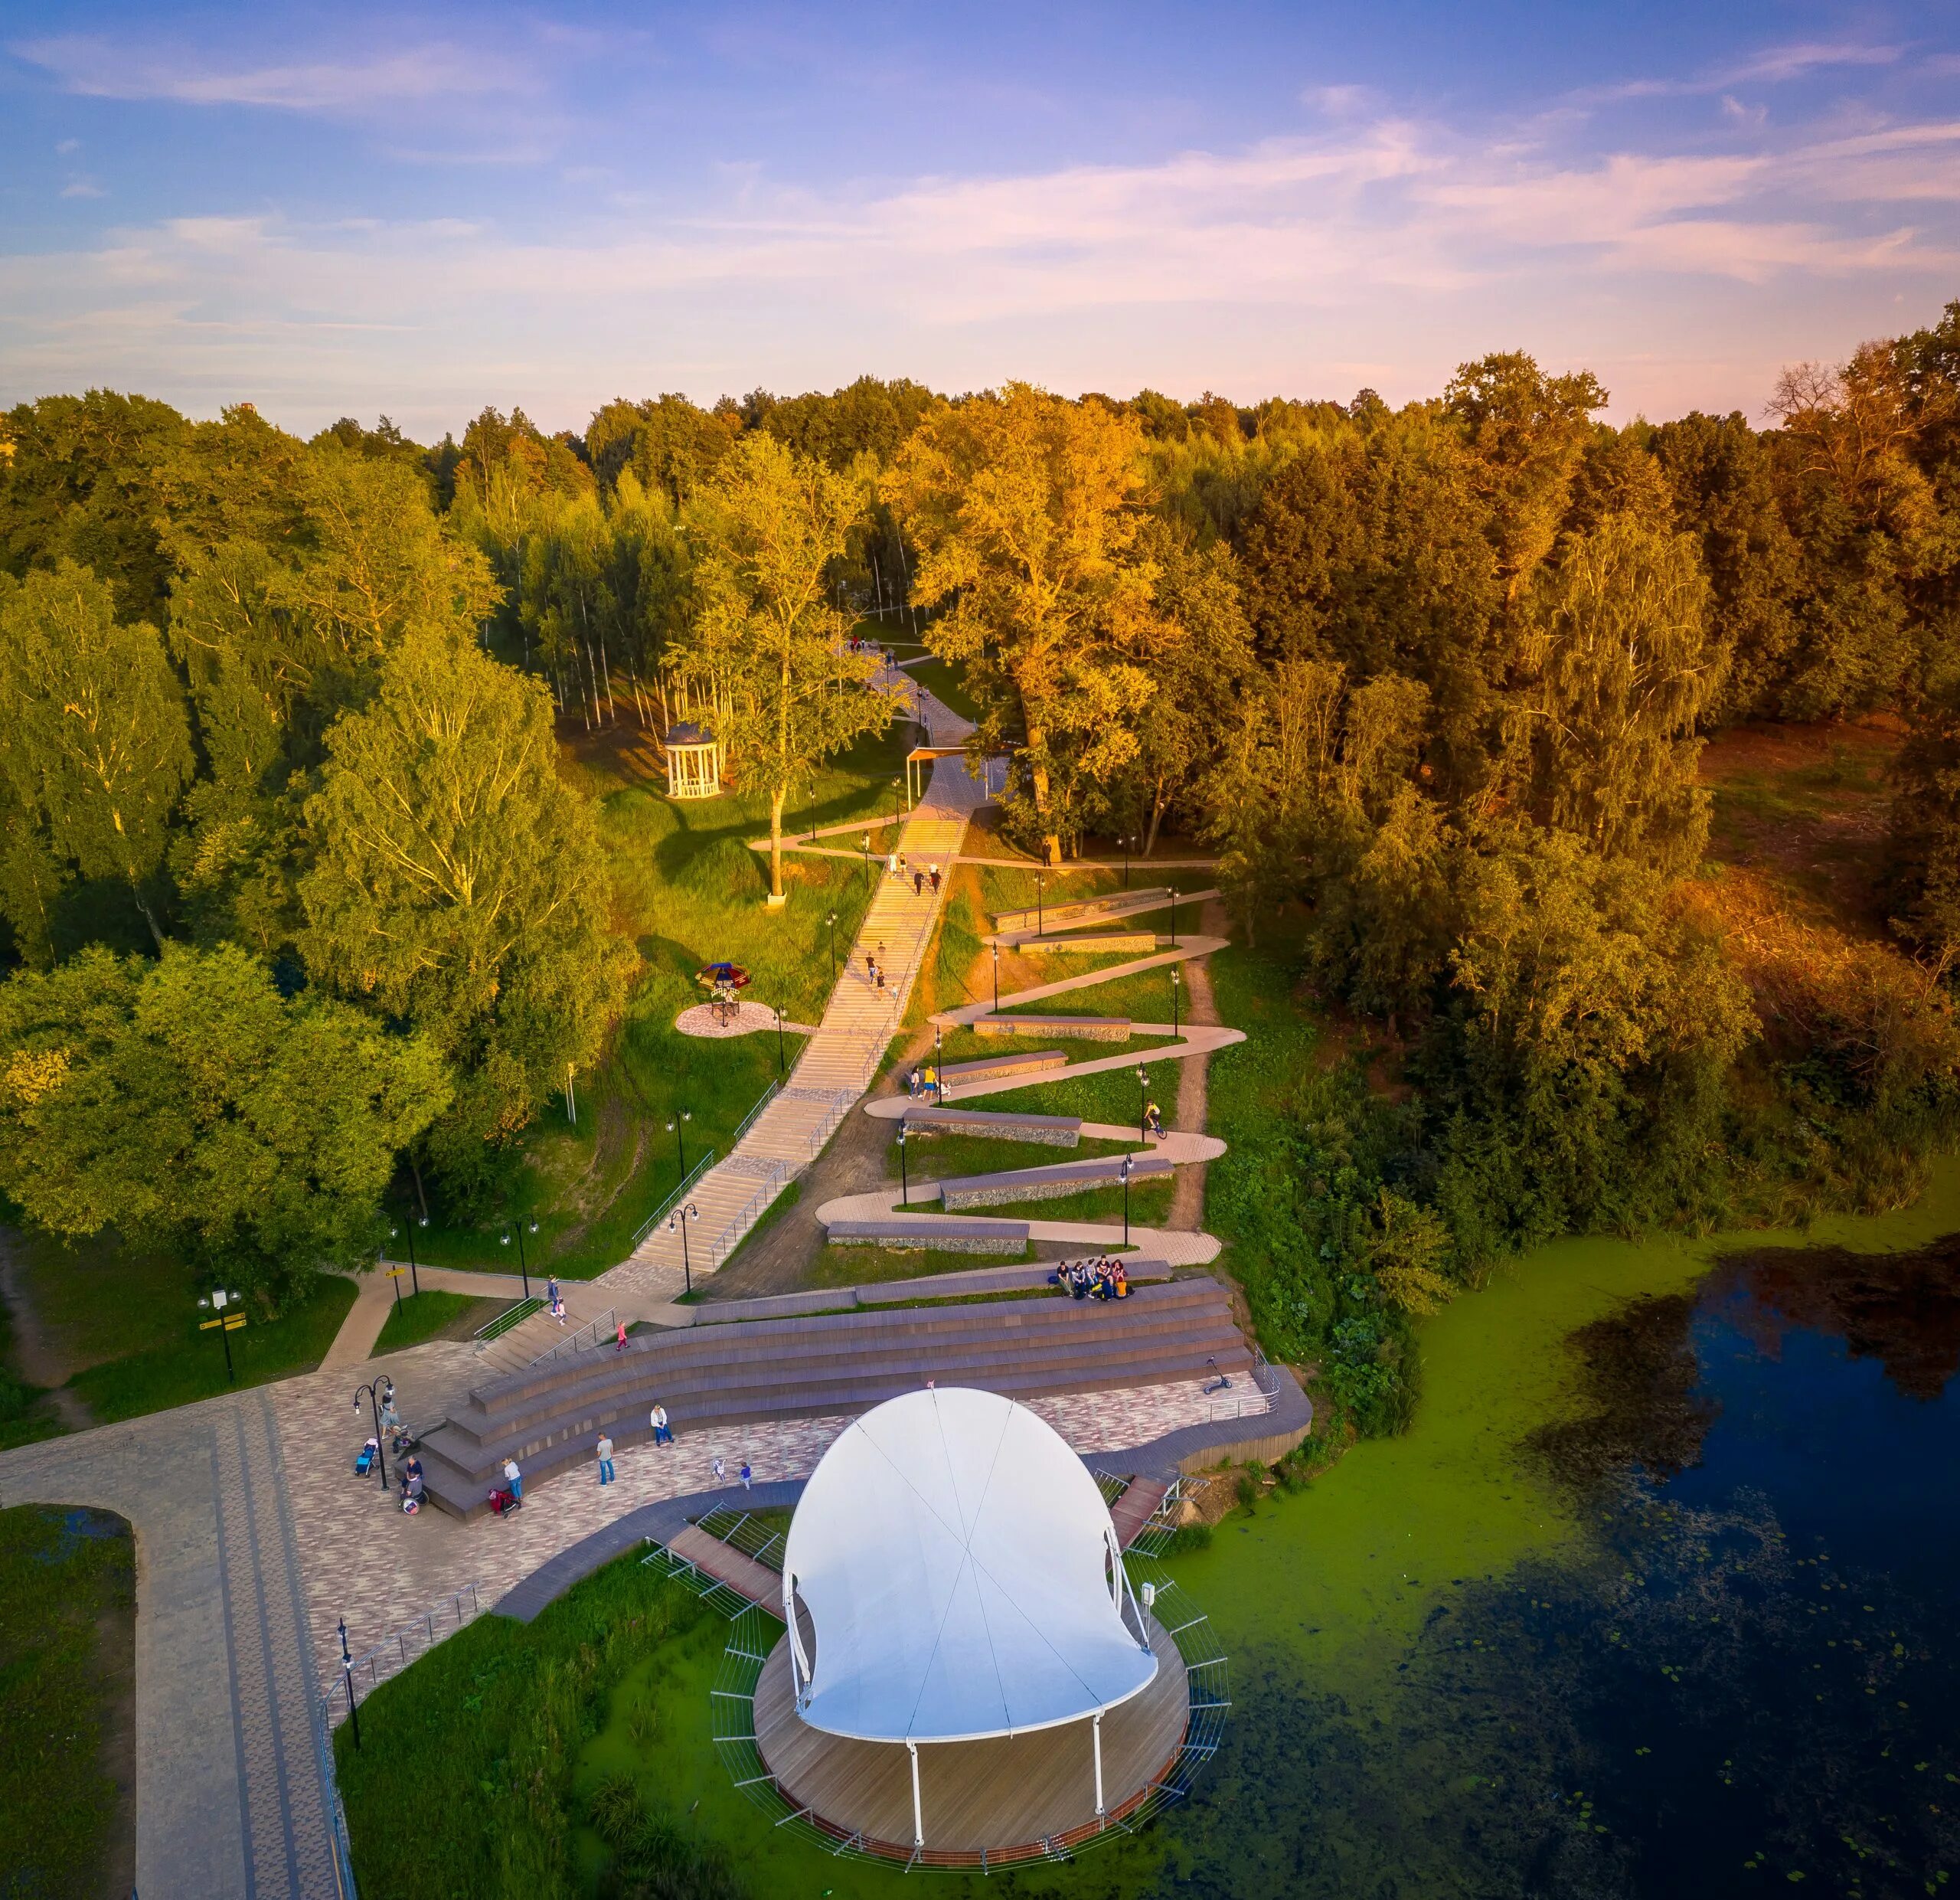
[883,384,1160,862]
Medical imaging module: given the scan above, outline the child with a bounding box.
[740,1460,753,1491]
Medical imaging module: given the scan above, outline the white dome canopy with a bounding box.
[781,1387,1158,1745]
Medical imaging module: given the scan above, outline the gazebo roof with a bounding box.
[665,721,716,747]
[781,1388,1158,1745]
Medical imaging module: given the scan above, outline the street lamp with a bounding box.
[352,1380,390,1491]
[897,1123,909,1206]
[773,1005,786,1078]
[1168,885,1178,949]
[1119,1155,1132,1248]
[991,940,1000,1014]
[827,911,839,986]
[668,1201,700,1296]
[1122,833,1133,889]
[668,1108,692,1183]
[890,777,903,827]
[1035,872,1047,939]
[1171,965,1181,1037]
[1137,1063,1148,1142]
[338,1617,363,1751]
[500,1219,537,1300]
[390,1219,425,1297]
[196,1288,246,1382]
[861,832,871,883]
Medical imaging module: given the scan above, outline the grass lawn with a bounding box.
[0,1504,135,1899]
[907,653,982,724]
[1007,960,1190,1024]
[400,718,916,1278]
[372,1289,506,1354]
[0,1288,62,1452]
[898,1176,1174,1225]
[978,1061,1183,1130]
[810,1241,1039,1285]
[5,1221,203,1378]
[67,1270,358,1423]
[889,1129,1135,1182]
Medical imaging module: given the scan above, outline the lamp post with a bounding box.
[196,1287,245,1382]
[352,1380,390,1491]
[773,1006,786,1078]
[668,1201,700,1296]
[1035,872,1046,939]
[1168,885,1178,949]
[897,1123,910,1206]
[382,1237,403,1310]
[391,1218,425,1297]
[1122,833,1132,890]
[991,940,1000,1015]
[861,832,871,884]
[1119,1155,1132,1248]
[668,1109,692,1183]
[338,1617,362,1751]
[827,910,839,986]
[1137,1064,1148,1143]
[891,777,903,828]
[1171,964,1181,1037]
[501,1220,537,1300]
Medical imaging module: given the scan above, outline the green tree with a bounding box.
[0,944,449,1306]
[298,624,630,1208]
[679,433,889,900]
[1514,514,1720,872]
[883,384,1164,861]
[0,563,194,954]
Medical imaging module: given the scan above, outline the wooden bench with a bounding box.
[974,1015,1129,1042]
[825,1218,1029,1254]
[900,1107,1082,1147]
[937,1153,1174,1211]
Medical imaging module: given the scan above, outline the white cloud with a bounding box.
[1576,39,1904,105]
[55,136,80,153]
[11,34,533,113]
[59,178,104,199]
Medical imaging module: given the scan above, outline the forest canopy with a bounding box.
[2,311,1959,1352]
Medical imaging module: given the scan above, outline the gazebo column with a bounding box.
[1093,1712,1106,1820]
[907,1739,924,1849]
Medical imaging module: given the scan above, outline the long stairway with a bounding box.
[600,682,983,1300]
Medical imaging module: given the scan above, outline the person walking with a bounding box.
[503,1457,522,1501]
[651,1403,672,1446]
[908,1066,921,1097]
[740,1460,753,1491]
[711,1455,726,1487]
[596,1433,615,1486]
[887,849,899,879]
[874,962,886,993]
[616,1319,628,1352]
[865,948,877,982]
[930,864,942,894]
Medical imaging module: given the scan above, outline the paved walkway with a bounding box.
[601,680,985,1300]
[0,1391,344,1899]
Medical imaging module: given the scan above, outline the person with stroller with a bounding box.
[503,1457,522,1502]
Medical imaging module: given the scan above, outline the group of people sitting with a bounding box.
[1050,1257,1129,1301]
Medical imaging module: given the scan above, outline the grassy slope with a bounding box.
[0,1284,60,1452]
[372,1289,506,1353]
[0,1505,135,1899]
[403,719,913,1278]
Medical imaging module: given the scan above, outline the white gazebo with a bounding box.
[663,721,722,800]
[779,1387,1158,1851]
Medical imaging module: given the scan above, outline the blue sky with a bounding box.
[2,2,1956,438]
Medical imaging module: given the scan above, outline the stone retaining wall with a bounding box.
[974,1015,1130,1042]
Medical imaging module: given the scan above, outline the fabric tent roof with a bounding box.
[782,1387,1158,1745]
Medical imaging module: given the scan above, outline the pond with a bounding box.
[578,1172,1960,1898]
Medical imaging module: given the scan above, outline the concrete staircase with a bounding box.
[416,1275,1251,1517]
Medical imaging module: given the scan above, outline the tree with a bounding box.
[678,433,889,900]
[0,562,194,953]
[299,623,630,1207]
[883,384,1165,861]
[0,943,449,1306]
[1514,514,1720,872]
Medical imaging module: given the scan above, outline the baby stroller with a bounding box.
[354,1437,379,1477]
[389,1424,417,1459]
[488,1486,522,1516]
[401,1473,424,1516]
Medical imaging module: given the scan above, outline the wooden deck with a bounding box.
[664,1524,782,1607]
[753,1614,1188,1859]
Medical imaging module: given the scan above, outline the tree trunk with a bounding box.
[1144,785,1167,856]
[1023,713,1061,867]
[409,1156,430,1222]
[769,783,787,898]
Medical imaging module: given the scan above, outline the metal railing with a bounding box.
[695,1506,786,1574]
[474,1297,542,1343]
[632,1147,719,1251]
[729,1078,780,1147]
[322,1581,482,1725]
[707,1159,794,1258]
[1206,1350,1282,1422]
[528,1306,616,1367]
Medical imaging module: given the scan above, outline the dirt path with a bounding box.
[0,1227,93,1431]
[1167,900,1227,1233]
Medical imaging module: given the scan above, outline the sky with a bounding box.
[2,1,1957,440]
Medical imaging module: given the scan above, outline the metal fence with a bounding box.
[322,1581,483,1726]
[528,1306,616,1368]
[632,1146,720,1251]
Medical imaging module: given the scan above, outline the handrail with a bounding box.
[729,1078,780,1147]
[632,1147,718,1249]
[475,1297,541,1342]
[528,1306,616,1367]
[325,1581,482,1722]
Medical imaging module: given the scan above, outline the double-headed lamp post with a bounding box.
[352,1380,390,1491]
[501,1219,539,1300]
[897,1123,910,1205]
[1137,1064,1149,1142]
[668,1201,700,1296]
[991,940,1001,1015]
[390,1218,426,1297]
[1171,964,1181,1037]
[828,911,839,986]
[1035,872,1047,939]
[197,1287,244,1382]
[773,1005,787,1078]
[668,1109,692,1182]
[1119,1155,1133,1248]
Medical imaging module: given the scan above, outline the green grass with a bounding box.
[899,1176,1174,1225]
[907,654,981,723]
[889,1129,1135,1181]
[372,1289,505,1354]
[1007,960,1190,1024]
[0,1504,134,1898]
[0,1289,62,1452]
[403,721,917,1277]
[66,1270,358,1422]
[4,1222,202,1376]
[979,1061,1180,1130]
[978,864,1128,914]
[810,1241,1039,1284]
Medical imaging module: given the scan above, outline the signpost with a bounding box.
[197,1288,247,1382]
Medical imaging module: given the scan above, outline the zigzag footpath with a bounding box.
[822,889,1246,1262]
